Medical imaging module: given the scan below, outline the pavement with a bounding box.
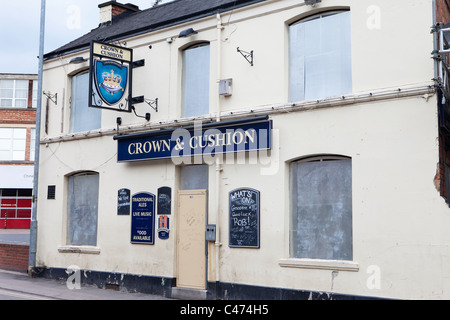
[0,228,174,300]
[0,228,30,245]
[0,268,176,300]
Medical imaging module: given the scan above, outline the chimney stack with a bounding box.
[99,1,140,25]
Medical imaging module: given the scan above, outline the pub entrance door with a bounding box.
[176,190,207,289]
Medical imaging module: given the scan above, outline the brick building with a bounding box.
[0,74,37,229]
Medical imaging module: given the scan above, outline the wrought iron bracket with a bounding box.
[144,98,158,112]
[43,91,57,105]
[237,47,254,66]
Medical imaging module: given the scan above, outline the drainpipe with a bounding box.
[215,13,224,284]
[432,0,439,81]
[29,0,46,274]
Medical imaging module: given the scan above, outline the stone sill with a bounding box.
[278,258,359,272]
[57,246,100,255]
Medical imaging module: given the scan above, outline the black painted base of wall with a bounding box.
[208,281,381,300]
[31,267,381,300]
[31,267,175,298]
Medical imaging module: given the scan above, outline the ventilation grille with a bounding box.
[47,185,56,200]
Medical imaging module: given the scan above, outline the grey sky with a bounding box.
[0,0,174,74]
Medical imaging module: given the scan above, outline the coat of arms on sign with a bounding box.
[94,60,128,106]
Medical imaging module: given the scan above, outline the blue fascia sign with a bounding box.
[114,117,272,162]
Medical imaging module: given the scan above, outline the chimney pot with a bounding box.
[99,1,140,25]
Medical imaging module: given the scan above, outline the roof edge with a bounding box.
[43,0,267,61]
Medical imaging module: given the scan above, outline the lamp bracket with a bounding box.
[128,95,157,121]
[132,59,145,68]
[131,106,151,121]
[237,47,253,66]
[43,91,57,105]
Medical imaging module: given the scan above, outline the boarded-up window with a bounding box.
[70,71,101,133]
[290,157,353,260]
[289,11,352,102]
[67,172,99,246]
[180,165,208,190]
[182,43,210,118]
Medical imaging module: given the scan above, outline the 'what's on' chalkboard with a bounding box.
[229,188,260,248]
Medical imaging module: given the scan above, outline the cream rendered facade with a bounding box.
[35,0,448,300]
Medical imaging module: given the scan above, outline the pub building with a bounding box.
[33,0,450,300]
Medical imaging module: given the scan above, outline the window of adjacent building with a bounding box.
[0,79,29,108]
[30,128,36,161]
[290,156,353,261]
[32,80,38,108]
[0,128,27,161]
[67,172,99,246]
[70,72,101,133]
[289,11,352,102]
[182,43,210,118]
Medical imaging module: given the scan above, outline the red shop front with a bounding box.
[0,189,32,229]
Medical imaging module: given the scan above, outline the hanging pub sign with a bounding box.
[229,188,260,248]
[89,41,133,113]
[114,117,272,162]
[131,192,155,245]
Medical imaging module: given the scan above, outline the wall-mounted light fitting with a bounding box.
[116,117,122,134]
[69,57,87,64]
[178,28,198,38]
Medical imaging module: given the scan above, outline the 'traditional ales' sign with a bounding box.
[114,119,272,162]
[131,192,155,244]
[89,41,133,113]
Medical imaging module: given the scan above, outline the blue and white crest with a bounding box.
[94,60,128,106]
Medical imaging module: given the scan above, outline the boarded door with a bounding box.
[177,190,207,289]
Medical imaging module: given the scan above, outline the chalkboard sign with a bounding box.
[157,187,172,215]
[117,188,130,215]
[131,192,155,245]
[229,188,260,248]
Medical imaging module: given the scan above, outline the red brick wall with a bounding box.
[112,6,127,17]
[436,0,450,23]
[0,109,36,125]
[437,1,450,199]
[0,244,29,272]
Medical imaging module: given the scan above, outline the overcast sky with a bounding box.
[0,0,174,74]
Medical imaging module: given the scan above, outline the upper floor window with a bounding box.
[0,79,29,108]
[289,11,352,102]
[0,128,26,161]
[290,156,353,261]
[70,71,101,133]
[182,43,210,118]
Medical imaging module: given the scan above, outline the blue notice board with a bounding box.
[131,192,155,244]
